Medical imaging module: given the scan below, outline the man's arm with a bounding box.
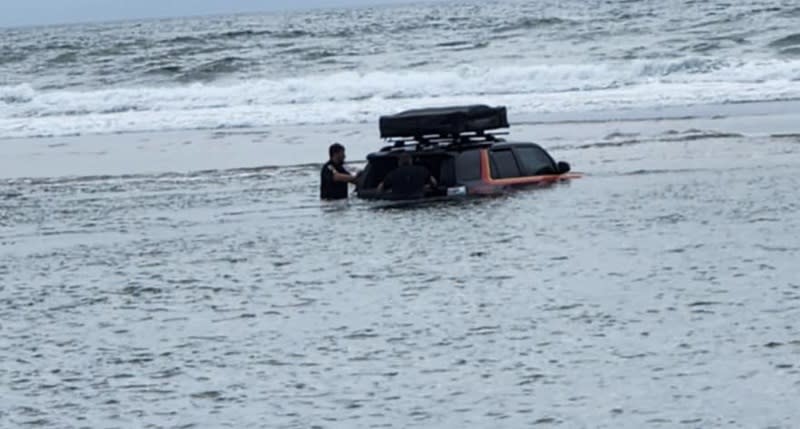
[328,165,356,183]
[333,172,356,183]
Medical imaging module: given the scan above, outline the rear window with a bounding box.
[489,149,521,178]
[455,150,481,182]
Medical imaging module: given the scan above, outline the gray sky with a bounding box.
[0,0,424,28]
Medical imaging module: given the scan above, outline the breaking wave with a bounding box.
[2,58,800,138]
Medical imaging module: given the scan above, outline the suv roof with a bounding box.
[368,140,546,160]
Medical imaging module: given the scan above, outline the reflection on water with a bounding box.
[2,133,800,428]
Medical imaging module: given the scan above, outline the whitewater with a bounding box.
[2,0,800,138]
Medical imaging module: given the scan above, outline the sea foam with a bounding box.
[2,58,800,138]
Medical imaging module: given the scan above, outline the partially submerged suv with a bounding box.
[355,105,579,200]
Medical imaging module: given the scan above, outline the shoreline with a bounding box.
[3,100,800,180]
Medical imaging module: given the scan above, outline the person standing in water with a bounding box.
[320,143,357,200]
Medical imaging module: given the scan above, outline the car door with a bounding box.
[488,148,522,179]
[454,149,483,184]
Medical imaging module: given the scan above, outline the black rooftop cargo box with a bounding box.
[379,105,509,138]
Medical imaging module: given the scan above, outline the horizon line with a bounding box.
[0,0,433,30]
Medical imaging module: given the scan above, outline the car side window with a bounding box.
[514,146,557,176]
[489,149,521,178]
[455,150,481,182]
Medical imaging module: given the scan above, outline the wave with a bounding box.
[48,51,78,64]
[178,57,252,82]
[565,129,742,151]
[661,130,743,141]
[622,168,713,176]
[770,133,800,139]
[145,65,183,76]
[0,49,27,65]
[779,6,800,18]
[217,29,273,39]
[0,164,292,186]
[157,29,300,46]
[42,42,81,51]
[0,84,36,103]
[2,57,800,138]
[780,47,800,57]
[159,35,205,45]
[494,17,570,33]
[769,33,800,48]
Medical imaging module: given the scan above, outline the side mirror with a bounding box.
[557,161,571,174]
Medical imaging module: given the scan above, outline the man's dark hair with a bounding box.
[329,143,345,158]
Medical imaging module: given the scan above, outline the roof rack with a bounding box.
[379,130,508,152]
[379,105,509,140]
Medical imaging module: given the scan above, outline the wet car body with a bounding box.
[355,105,580,200]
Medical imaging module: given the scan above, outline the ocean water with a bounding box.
[1,0,800,138]
[3,127,800,427]
[3,1,800,428]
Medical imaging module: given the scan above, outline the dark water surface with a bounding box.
[2,131,800,427]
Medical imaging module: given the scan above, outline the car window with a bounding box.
[455,150,481,182]
[515,146,556,176]
[489,149,521,178]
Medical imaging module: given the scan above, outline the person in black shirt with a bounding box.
[320,143,356,200]
[377,153,437,198]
